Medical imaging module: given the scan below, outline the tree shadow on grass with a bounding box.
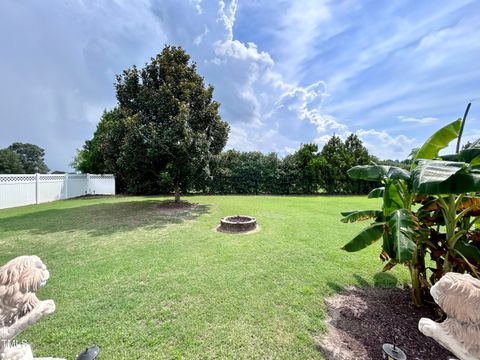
[326,273,399,293]
[373,272,398,287]
[354,272,399,288]
[0,200,210,237]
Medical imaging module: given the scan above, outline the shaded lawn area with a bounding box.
[0,195,410,359]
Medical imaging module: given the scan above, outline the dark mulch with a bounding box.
[318,287,455,360]
[155,201,198,212]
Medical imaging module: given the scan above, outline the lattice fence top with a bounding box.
[39,174,65,181]
[0,175,36,183]
[68,174,87,179]
[0,174,114,181]
[90,174,114,179]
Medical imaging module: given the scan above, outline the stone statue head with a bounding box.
[0,255,50,327]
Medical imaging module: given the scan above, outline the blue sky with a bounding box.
[1,0,479,171]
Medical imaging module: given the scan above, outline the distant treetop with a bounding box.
[0,142,49,174]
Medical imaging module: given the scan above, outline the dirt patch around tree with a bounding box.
[155,201,199,214]
[317,287,454,360]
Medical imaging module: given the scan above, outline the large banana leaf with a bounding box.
[441,154,459,161]
[383,180,406,216]
[413,160,480,194]
[348,165,389,181]
[368,187,384,198]
[459,148,480,163]
[382,209,417,263]
[455,239,480,263]
[412,160,467,194]
[445,172,480,193]
[340,210,383,223]
[348,165,410,181]
[441,148,480,163]
[411,118,462,170]
[342,223,385,252]
[471,155,480,166]
[387,167,411,181]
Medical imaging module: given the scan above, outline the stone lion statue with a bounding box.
[418,272,480,360]
[0,256,63,360]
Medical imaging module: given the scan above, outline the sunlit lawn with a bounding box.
[0,195,410,359]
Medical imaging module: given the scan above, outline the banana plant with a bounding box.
[412,120,480,283]
[409,116,480,277]
[412,159,480,276]
[340,117,473,305]
[341,164,428,304]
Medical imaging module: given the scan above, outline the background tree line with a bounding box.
[208,134,373,195]
[0,143,49,174]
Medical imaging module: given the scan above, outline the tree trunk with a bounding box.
[174,184,181,203]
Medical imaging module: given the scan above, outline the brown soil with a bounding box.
[155,201,199,213]
[318,287,454,360]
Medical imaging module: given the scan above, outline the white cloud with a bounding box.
[189,0,203,15]
[274,0,331,81]
[226,125,256,151]
[193,26,209,45]
[218,0,238,38]
[214,40,273,65]
[398,115,438,124]
[314,134,337,145]
[356,129,416,160]
[304,112,347,133]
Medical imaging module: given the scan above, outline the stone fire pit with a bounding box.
[219,215,257,233]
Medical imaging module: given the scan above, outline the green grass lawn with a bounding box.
[0,195,410,359]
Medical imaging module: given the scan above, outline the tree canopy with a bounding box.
[8,142,49,173]
[74,46,230,200]
[0,149,25,174]
[0,143,49,174]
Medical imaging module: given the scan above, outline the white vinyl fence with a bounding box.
[0,174,115,209]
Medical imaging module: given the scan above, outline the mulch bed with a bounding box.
[155,201,198,213]
[318,287,455,360]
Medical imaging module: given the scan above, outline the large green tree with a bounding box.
[344,134,373,193]
[294,143,322,193]
[75,46,229,200]
[0,148,25,174]
[319,135,374,194]
[278,154,301,194]
[72,108,128,189]
[210,150,282,194]
[8,142,49,173]
[318,136,351,194]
